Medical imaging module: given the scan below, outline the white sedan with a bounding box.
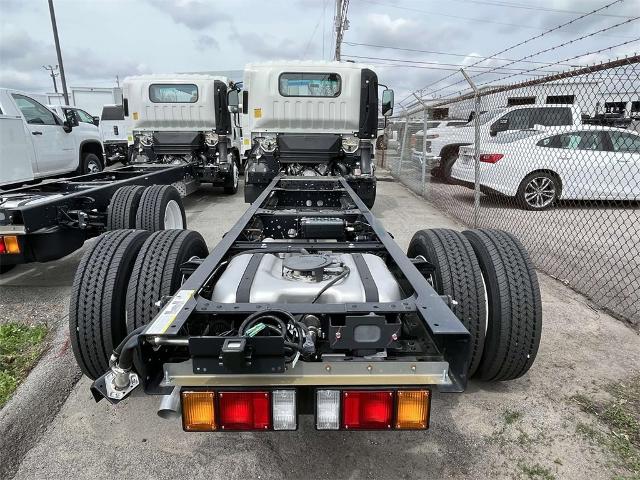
[451,126,640,210]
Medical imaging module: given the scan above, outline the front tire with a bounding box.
[224,161,239,194]
[69,229,150,379]
[408,229,487,377]
[516,172,560,210]
[126,230,208,332]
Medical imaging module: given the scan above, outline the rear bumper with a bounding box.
[0,227,87,265]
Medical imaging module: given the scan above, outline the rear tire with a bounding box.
[79,152,103,175]
[126,230,208,332]
[135,185,186,231]
[408,229,487,377]
[107,185,145,230]
[69,230,150,379]
[462,229,542,381]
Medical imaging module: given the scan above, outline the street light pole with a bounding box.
[48,0,69,104]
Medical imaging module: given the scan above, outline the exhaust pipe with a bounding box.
[157,386,181,420]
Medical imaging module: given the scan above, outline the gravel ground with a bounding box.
[4,179,640,479]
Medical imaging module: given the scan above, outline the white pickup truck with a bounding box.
[0,88,104,189]
[415,104,582,181]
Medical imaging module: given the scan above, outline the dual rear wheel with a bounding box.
[408,228,542,381]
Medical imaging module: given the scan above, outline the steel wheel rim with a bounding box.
[524,176,555,208]
[164,200,183,229]
[87,159,101,173]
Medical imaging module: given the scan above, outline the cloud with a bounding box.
[235,32,317,59]
[195,34,219,49]
[0,26,151,92]
[146,0,230,30]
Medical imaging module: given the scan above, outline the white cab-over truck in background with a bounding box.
[123,74,242,193]
[100,104,131,165]
[0,88,104,189]
[241,61,394,208]
[420,104,582,181]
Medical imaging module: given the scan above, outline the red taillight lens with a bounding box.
[0,237,5,254]
[342,390,394,430]
[218,391,271,431]
[479,153,503,163]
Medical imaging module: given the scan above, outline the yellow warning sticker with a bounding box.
[243,138,251,145]
[254,108,262,119]
[132,112,139,120]
[145,289,195,335]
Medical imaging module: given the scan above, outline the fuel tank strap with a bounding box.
[351,253,379,302]
[236,253,264,302]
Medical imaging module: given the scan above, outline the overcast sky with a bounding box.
[0,0,638,102]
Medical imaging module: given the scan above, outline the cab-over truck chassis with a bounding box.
[70,175,542,432]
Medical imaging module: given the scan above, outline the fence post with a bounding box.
[412,94,429,197]
[461,69,481,228]
[399,113,409,178]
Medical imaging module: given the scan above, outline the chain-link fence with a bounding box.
[378,56,640,326]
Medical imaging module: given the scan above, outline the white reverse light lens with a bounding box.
[272,390,297,430]
[342,136,360,154]
[259,135,277,153]
[205,132,219,146]
[316,390,340,430]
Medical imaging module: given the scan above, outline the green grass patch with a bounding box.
[518,463,555,480]
[504,408,523,425]
[0,323,48,407]
[573,375,640,477]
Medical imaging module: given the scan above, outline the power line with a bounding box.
[304,11,323,58]
[357,0,635,38]
[407,0,627,102]
[424,15,640,97]
[341,54,562,74]
[444,0,637,18]
[343,41,581,68]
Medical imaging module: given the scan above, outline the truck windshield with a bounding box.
[149,84,198,103]
[279,73,341,97]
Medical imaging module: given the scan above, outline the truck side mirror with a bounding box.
[227,90,240,114]
[63,120,73,133]
[490,117,509,137]
[381,89,394,117]
[93,116,100,126]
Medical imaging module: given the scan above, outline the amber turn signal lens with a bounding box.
[181,391,216,431]
[396,390,430,429]
[3,236,20,254]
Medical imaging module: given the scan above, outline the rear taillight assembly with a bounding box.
[316,389,431,430]
[0,235,21,255]
[479,153,503,163]
[181,390,296,431]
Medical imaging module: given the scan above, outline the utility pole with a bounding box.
[42,64,59,93]
[48,0,69,104]
[334,0,349,61]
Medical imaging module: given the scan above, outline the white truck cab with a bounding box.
[0,88,104,188]
[242,61,394,207]
[122,74,242,193]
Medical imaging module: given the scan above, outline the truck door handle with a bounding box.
[32,131,43,135]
